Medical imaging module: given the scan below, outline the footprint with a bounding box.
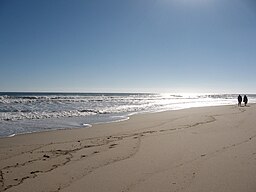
[109,144,118,149]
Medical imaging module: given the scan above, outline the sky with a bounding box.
[0,0,256,93]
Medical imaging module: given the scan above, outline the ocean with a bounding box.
[0,92,255,138]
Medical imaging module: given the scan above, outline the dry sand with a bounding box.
[1,104,256,192]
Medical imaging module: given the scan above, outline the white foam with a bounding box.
[1,93,256,137]
[81,123,92,128]
[7,134,16,137]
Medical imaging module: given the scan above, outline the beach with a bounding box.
[1,104,256,192]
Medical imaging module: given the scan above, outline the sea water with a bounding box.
[0,92,255,137]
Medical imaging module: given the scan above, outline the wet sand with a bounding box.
[1,104,256,192]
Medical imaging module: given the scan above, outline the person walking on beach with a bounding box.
[243,95,248,106]
[238,95,242,107]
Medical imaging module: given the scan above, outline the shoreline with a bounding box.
[0,103,244,139]
[2,92,255,139]
[1,104,256,192]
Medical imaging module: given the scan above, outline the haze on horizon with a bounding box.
[0,0,256,94]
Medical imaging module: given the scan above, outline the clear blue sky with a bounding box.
[0,0,256,93]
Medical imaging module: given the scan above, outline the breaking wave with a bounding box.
[1,92,256,137]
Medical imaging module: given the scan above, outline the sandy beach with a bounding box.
[1,104,256,192]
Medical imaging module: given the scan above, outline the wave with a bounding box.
[1,92,256,138]
[0,109,109,121]
[1,93,256,122]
